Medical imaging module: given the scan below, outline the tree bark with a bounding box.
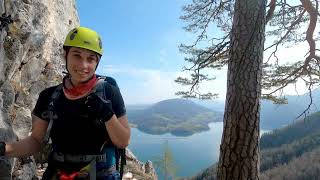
[217,0,266,180]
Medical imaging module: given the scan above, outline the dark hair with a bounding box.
[63,46,71,59]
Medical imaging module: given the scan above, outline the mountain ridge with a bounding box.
[192,88,320,129]
[127,98,223,136]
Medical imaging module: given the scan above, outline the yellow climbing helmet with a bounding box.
[63,27,103,56]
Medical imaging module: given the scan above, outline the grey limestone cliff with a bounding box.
[0,0,78,179]
[0,0,157,179]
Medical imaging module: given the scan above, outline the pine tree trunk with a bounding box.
[217,0,266,179]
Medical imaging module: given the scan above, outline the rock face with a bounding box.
[124,149,158,180]
[0,0,78,179]
[0,0,157,179]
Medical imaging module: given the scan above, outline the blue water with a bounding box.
[129,123,270,179]
[128,122,224,179]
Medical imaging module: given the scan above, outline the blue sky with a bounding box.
[76,0,226,105]
[76,0,314,105]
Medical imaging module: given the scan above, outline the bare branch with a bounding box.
[181,1,212,20]
[266,0,276,23]
[178,0,320,103]
[295,75,314,119]
[265,42,280,65]
[263,61,308,95]
[189,3,215,47]
[265,9,306,51]
[300,0,318,57]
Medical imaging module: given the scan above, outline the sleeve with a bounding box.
[32,87,55,122]
[110,86,126,118]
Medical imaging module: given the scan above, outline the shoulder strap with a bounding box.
[92,76,119,99]
[95,75,119,87]
[119,148,126,179]
[43,84,63,144]
[104,76,118,87]
[91,78,107,99]
[93,76,127,178]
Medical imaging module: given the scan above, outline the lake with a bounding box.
[129,122,270,179]
[128,122,223,179]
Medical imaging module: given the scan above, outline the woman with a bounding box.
[0,27,130,180]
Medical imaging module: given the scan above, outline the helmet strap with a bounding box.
[64,47,71,73]
[95,54,101,70]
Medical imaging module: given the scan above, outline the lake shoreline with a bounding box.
[129,122,270,179]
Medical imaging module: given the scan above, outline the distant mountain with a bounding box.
[126,88,320,135]
[126,104,151,111]
[193,88,320,129]
[127,98,223,136]
[260,88,320,129]
[191,99,225,112]
[184,110,320,180]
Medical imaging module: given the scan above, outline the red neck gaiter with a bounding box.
[63,74,98,100]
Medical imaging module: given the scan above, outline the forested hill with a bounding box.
[185,111,320,180]
[260,88,320,129]
[127,99,223,136]
[260,111,320,149]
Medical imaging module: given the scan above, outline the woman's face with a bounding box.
[66,47,98,86]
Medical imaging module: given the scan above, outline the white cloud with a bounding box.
[99,64,229,104]
[99,38,318,104]
[263,41,320,95]
[264,42,310,65]
[100,65,189,104]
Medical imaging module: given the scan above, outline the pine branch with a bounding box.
[265,9,306,51]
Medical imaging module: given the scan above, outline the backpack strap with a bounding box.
[89,158,96,180]
[92,75,118,99]
[94,76,127,179]
[119,148,126,179]
[91,78,107,99]
[43,84,63,144]
[96,75,118,87]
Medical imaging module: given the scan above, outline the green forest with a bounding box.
[187,111,320,180]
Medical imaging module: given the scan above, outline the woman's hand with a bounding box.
[86,93,115,123]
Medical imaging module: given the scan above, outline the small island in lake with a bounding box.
[127,99,223,136]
